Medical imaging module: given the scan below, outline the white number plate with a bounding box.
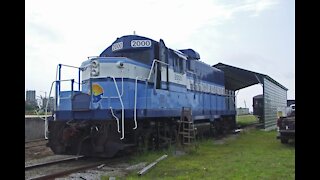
[112,42,123,51]
[131,40,151,47]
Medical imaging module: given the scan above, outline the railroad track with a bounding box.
[25,155,84,170]
[25,139,47,143]
[25,139,48,148]
[25,156,125,180]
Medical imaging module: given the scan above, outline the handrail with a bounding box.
[132,59,169,130]
[110,107,121,133]
[46,63,81,140]
[52,79,76,82]
[44,80,57,139]
[133,77,142,130]
[119,76,124,97]
[101,76,124,99]
[57,63,81,92]
[111,76,125,140]
[44,79,75,139]
[147,59,169,81]
[59,64,80,69]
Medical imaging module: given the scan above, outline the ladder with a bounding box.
[178,107,197,145]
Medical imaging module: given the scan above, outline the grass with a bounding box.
[236,114,259,127]
[114,129,294,180]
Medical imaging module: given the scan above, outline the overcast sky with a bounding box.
[25,0,295,111]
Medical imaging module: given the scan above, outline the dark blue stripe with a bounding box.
[54,109,235,121]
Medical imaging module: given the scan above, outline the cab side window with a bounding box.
[173,56,184,74]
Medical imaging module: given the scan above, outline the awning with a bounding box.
[213,63,288,91]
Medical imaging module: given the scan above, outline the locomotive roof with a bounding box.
[99,35,158,56]
[113,35,158,45]
[179,49,200,60]
[99,35,201,61]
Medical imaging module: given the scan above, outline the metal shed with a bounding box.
[213,63,288,130]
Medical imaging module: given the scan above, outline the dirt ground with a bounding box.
[25,140,54,161]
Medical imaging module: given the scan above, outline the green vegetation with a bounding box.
[116,129,294,180]
[236,114,259,127]
[25,102,51,115]
[25,101,38,115]
[25,102,37,111]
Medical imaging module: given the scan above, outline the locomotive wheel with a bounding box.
[169,126,178,145]
[136,131,152,153]
[213,120,222,137]
[281,137,289,144]
[136,133,146,152]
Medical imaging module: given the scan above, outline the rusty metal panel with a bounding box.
[263,78,287,130]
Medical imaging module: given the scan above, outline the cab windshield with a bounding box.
[113,49,152,65]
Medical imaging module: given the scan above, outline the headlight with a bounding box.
[91,60,99,68]
[91,60,100,76]
[91,69,99,76]
[116,61,124,68]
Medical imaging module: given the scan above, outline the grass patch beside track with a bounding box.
[120,129,294,180]
[236,114,259,127]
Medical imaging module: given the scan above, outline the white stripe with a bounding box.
[82,61,226,95]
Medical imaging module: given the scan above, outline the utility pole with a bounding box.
[39,91,48,110]
[40,91,47,98]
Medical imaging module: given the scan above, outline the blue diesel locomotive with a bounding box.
[47,35,236,157]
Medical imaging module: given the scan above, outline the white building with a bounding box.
[236,107,249,115]
[26,90,36,105]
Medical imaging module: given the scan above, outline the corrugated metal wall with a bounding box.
[263,78,287,130]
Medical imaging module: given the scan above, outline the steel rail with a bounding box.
[25,155,84,170]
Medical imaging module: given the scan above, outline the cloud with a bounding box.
[25,0,282,94]
[284,71,295,79]
[26,22,61,42]
[227,0,278,17]
[25,0,279,49]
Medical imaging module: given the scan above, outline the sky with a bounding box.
[25,0,295,111]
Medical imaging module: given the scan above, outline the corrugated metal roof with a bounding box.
[253,94,263,99]
[213,63,288,91]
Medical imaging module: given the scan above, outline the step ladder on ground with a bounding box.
[178,107,197,146]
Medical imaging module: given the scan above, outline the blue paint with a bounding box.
[55,79,235,121]
[54,108,235,122]
[100,35,157,57]
[54,35,236,123]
